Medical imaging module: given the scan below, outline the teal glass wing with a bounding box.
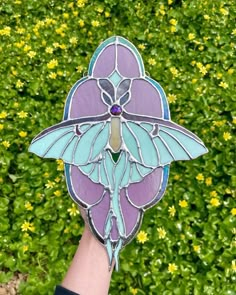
[29,122,110,166]
[122,121,208,167]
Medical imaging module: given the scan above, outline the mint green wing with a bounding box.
[122,121,208,167]
[29,122,110,166]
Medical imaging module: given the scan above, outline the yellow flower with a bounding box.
[23,45,31,52]
[137,230,148,244]
[76,65,83,73]
[170,67,179,77]
[170,26,177,33]
[220,8,228,15]
[2,141,10,148]
[157,227,166,239]
[193,245,201,253]
[70,37,78,45]
[27,51,36,58]
[0,111,7,119]
[179,200,188,208]
[168,206,176,217]
[138,44,145,50]
[219,81,228,89]
[210,198,220,207]
[91,20,100,27]
[63,13,69,19]
[45,47,53,54]
[196,62,203,68]
[232,29,236,35]
[16,27,25,34]
[15,41,25,48]
[169,19,177,26]
[16,80,24,88]
[130,288,138,295]
[213,120,225,127]
[223,132,232,141]
[78,19,85,27]
[0,124,3,130]
[23,245,29,253]
[204,15,210,20]
[105,11,110,18]
[17,111,28,118]
[12,69,17,76]
[148,58,156,66]
[49,72,57,79]
[0,26,11,36]
[158,5,166,16]
[225,188,231,194]
[168,94,177,104]
[21,221,35,232]
[25,202,33,211]
[199,66,207,76]
[77,0,87,7]
[228,68,234,75]
[232,261,236,272]
[174,174,180,180]
[45,180,55,189]
[47,59,58,69]
[196,173,204,181]
[168,0,173,4]
[54,190,62,197]
[55,27,65,37]
[54,177,61,183]
[57,159,64,171]
[45,18,56,26]
[210,191,218,197]
[43,172,49,178]
[68,204,79,216]
[205,177,212,186]
[231,208,236,216]
[64,227,70,234]
[19,131,27,137]
[188,33,195,40]
[96,6,104,13]
[59,44,67,50]
[168,263,178,273]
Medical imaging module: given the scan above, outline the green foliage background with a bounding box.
[0,0,235,294]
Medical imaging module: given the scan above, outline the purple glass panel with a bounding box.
[120,189,141,236]
[125,79,163,118]
[110,216,119,241]
[70,79,107,119]
[90,191,110,237]
[71,166,104,206]
[127,167,163,207]
[117,45,140,78]
[93,45,115,77]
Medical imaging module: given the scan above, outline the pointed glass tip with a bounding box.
[109,70,122,86]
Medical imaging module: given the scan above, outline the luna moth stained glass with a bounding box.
[29,36,208,270]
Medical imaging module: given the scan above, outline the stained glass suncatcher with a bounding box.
[29,36,208,270]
